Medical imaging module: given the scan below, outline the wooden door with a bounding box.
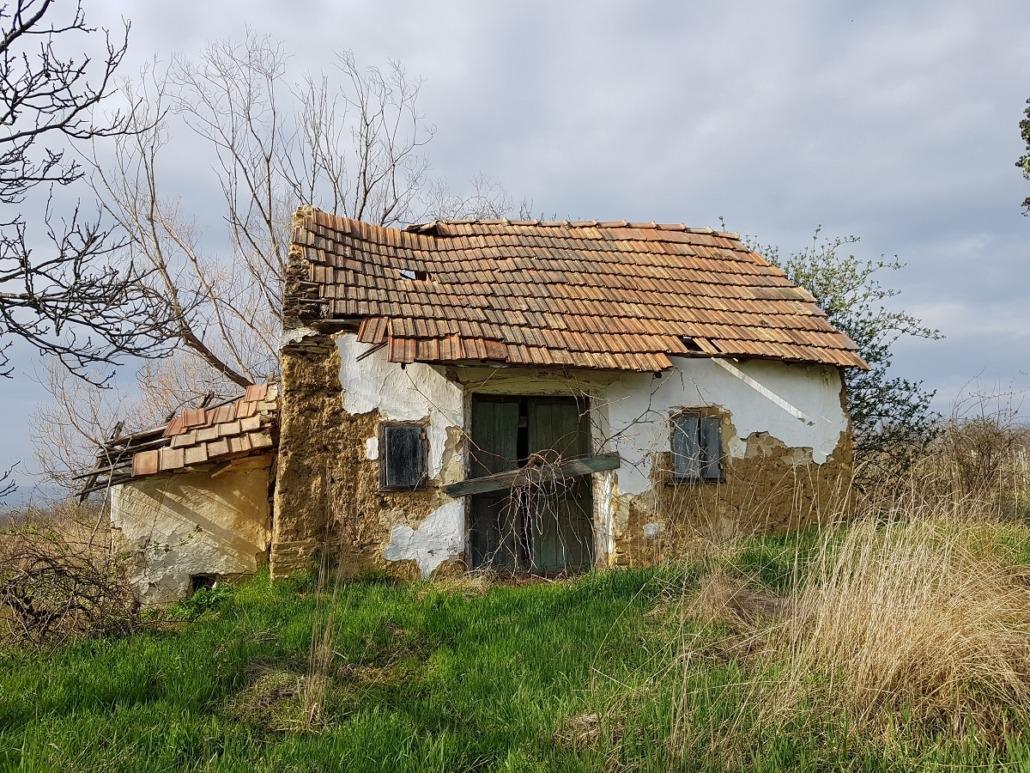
[469,397,523,570]
[468,394,595,573]
[526,397,594,572]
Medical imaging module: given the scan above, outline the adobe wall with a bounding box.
[595,358,853,565]
[110,455,272,605]
[271,333,854,578]
[270,330,467,579]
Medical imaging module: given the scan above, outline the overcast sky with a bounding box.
[3,0,1029,501]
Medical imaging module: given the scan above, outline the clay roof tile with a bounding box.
[288,209,867,371]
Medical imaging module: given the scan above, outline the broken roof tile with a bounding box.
[117,385,279,481]
[132,450,159,477]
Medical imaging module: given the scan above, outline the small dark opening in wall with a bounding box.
[190,574,218,593]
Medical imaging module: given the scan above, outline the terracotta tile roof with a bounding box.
[287,208,867,371]
[130,384,278,477]
[77,384,279,497]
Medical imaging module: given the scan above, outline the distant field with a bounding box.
[1,520,1028,772]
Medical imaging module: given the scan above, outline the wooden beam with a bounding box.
[442,453,620,498]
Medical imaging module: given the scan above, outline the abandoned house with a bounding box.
[84,208,866,603]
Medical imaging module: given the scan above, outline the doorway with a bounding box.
[468,395,595,573]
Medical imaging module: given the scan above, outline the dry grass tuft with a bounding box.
[554,711,624,752]
[225,666,323,733]
[689,569,782,633]
[415,572,492,598]
[764,515,1030,743]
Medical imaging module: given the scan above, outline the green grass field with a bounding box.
[1,527,1027,772]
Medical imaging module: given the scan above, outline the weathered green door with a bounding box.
[526,397,594,572]
[468,395,594,573]
[469,397,522,570]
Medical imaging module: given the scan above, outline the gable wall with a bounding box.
[110,455,272,605]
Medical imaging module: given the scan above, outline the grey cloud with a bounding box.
[5,0,1028,498]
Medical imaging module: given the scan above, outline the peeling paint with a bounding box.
[280,325,321,347]
[383,500,465,577]
[111,459,271,605]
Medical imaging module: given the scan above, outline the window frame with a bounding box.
[378,421,429,491]
[669,409,724,485]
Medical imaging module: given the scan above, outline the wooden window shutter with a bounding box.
[671,412,701,481]
[700,416,722,480]
[380,423,427,490]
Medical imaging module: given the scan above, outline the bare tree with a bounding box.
[33,350,235,492]
[91,34,454,392]
[36,33,513,488]
[0,0,169,383]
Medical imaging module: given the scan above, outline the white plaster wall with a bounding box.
[383,500,465,577]
[602,357,847,495]
[337,334,468,574]
[337,334,464,479]
[334,338,847,572]
[110,459,271,605]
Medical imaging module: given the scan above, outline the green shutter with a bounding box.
[700,416,722,480]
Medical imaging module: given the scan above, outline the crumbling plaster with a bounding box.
[275,333,851,578]
[110,457,272,605]
[601,357,848,496]
[336,335,467,577]
[338,335,464,479]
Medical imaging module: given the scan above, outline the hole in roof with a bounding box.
[681,337,703,352]
[399,269,430,281]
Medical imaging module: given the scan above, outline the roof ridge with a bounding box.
[297,208,742,240]
[403,217,741,240]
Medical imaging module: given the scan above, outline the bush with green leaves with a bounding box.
[754,231,942,479]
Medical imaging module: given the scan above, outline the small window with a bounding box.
[670,411,722,483]
[380,423,428,490]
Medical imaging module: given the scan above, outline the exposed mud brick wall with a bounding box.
[270,332,348,575]
[609,414,854,567]
[271,330,465,579]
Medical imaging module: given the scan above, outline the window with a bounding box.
[380,423,427,490]
[670,411,722,482]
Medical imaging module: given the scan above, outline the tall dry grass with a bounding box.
[766,515,1029,741]
[666,414,1030,764]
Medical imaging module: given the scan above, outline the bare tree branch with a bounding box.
[0,0,171,386]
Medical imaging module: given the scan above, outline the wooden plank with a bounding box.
[444,453,620,498]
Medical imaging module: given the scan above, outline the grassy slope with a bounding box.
[0,529,1027,772]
